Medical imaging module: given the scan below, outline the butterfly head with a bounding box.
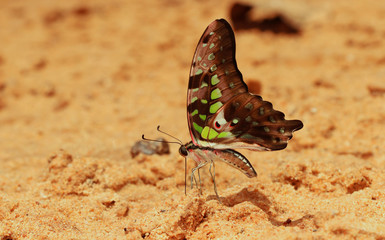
[179,142,198,157]
[179,145,188,157]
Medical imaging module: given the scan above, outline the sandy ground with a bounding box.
[1,0,385,239]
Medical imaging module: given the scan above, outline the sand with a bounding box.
[1,0,385,239]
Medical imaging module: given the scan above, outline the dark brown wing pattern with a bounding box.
[187,19,247,145]
[211,92,303,150]
[187,19,302,151]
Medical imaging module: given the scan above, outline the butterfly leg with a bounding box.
[190,162,208,193]
[192,169,201,193]
[190,167,198,190]
[209,160,221,202]
[197,168,203,194]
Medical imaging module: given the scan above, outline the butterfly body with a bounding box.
[179,19,302,199]
[179,142,257,178]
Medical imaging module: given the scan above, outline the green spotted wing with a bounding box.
[187,19,303,151]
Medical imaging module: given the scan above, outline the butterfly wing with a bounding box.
[187,19,302,151]
[187,19,247,145]
[208,92,303,150]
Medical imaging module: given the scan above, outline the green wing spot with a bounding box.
[201,126,210,139]
[201,99,208,104]
[193,122,203,134]
[229,82,235,88]
[225,70,229,76]
[199,114,206,121]
[241,134,263,142]
[195,69,203,75]
[200,81,208,88]
[209,31,214,35]
[203,43,207,47]
[209,43,215,49]
[211,88,222,100]
[269,116,276,123]
[217,132,232,138]
[210,64,217,72]
[264,126,270,132]
[192,88,199,92]
[245,102,253,110]
[191,109,198,116]
[241,133,255,139]
[201,126,219,140]
[191,96,198,103]
[209,102,223,114]
[245,116,252,122]
[208,53,215,61]
[197,56,202,61]
[232,118,239,124]
[208,128,219,140]
[211,74,220,85]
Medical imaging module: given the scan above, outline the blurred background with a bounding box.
[0,0,384,170]
[1,0,385,238]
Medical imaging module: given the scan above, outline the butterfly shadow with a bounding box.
[208,188,314,227]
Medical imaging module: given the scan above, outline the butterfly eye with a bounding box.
[179,146,188,157]
[215,121,221,129]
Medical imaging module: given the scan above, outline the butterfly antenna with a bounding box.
[141,134,182,146]
[156,125,183,145]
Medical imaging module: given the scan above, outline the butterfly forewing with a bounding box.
[187,19,247,145]
[187,19,303,151]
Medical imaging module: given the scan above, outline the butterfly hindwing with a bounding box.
[209,92,303,150]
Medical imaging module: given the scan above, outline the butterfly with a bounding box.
[177,19,303,200]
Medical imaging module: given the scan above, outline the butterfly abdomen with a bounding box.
[214,149,257,178]
[185,142,257,178]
